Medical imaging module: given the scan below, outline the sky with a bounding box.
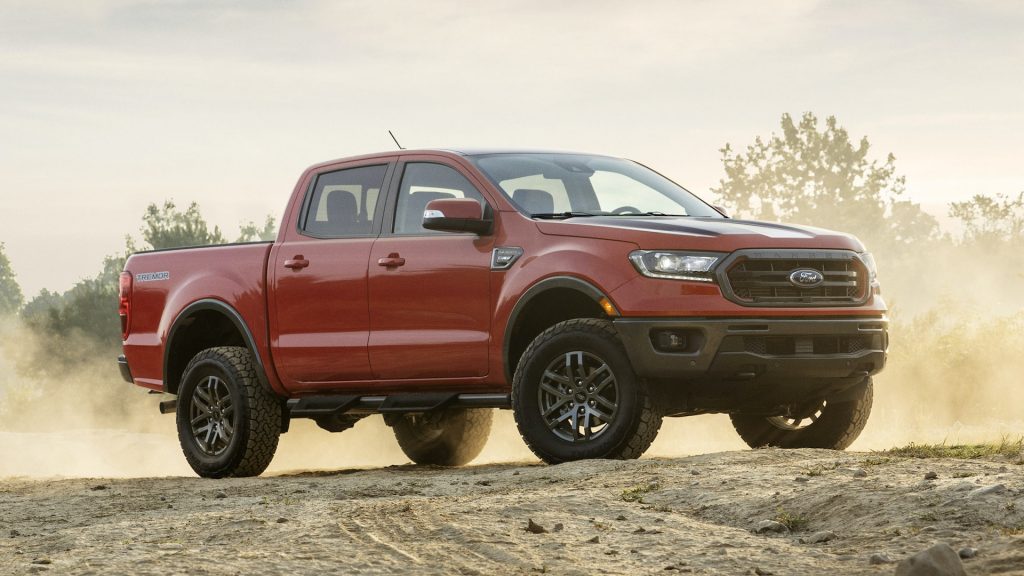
[1,0,1021,297]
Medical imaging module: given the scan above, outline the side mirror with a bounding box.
[422,198,493,235]
[713,205,730,218]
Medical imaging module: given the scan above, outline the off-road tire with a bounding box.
[730,378,874,450]
[512,318,662,464]
[392,408,493,466]
[176,346,282,478]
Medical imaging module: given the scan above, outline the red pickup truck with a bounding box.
[118,149,887,478]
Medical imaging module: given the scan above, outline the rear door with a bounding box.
[269,159,394,392]
[367,158,495,380]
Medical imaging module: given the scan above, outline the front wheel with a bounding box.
[730,378,874,450]
[176,346,282,478]
[392,408,493,466]
[512,318,662,464]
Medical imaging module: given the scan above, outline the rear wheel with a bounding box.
[176,346,281,478]
[730,378,873,450]
[392,408,493,466]
[512,318,662,464]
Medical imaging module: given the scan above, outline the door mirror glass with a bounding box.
[422,198,492,235]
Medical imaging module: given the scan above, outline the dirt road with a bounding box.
[2,448,1022,575]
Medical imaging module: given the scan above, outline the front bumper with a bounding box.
[614,316,887,383]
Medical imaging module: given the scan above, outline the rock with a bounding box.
[806,531,837,544]
[10,529,20,537]
[754,520,790,534]
[525,519,547,534]
[214,491,227,499]
[30,559,52,565]
[586,535,600,544]
[690,470,700,475]
[276,517,288,524]
[754,568,774,576]
[958,547,977,559]
[968,484,1006,498]
[868,553,892,565]
[512,471,520,476]
[615,515,627,521]
[924,472,938,480]
[852,469,868,478]
[475,480,492,486]
[795,476,810,483]
[895,543,967,576]
[90,485,108,491]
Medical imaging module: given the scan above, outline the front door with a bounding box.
[367,160,494,380]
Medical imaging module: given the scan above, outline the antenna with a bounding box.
[388,130,405,150]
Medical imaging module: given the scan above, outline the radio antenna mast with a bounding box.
[388,130,405,150]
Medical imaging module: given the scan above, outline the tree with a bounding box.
[142,200,225,250]
[949,191,1024,245]
[237,215,278,242]
[0,242,23,317]
[712,113,939,254]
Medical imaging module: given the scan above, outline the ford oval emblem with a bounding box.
[788,268,824,288]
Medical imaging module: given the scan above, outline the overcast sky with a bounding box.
[1,0,1021,296]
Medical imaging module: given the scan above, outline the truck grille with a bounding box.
[720,251,869,307]
[743,335,871,356]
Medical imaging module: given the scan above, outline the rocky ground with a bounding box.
[1,448,1022,575]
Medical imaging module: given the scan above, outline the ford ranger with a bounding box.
[117,149,888,478]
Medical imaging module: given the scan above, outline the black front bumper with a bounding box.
[117,355,134,383]
[614,316,887,383]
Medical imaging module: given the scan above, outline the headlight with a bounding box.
[628,250,724,282]
[859,252,878,284]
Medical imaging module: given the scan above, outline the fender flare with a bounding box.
[502,276,610,383]
[163,298,273,395]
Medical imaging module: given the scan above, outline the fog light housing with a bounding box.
[653,330,689,352]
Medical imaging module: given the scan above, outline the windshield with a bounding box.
[468,153,721,218]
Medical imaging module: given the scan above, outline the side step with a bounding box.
[287,392,510,419]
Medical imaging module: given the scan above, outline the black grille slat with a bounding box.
[725,255,867,307]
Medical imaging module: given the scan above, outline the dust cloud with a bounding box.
[1,240,1022,478]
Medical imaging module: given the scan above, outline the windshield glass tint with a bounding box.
[469,153,721,217]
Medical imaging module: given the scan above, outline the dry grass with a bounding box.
[883,437,1024,462]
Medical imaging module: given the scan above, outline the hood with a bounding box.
[535,216,865,252]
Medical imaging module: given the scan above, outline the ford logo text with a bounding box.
[788,268,824,288]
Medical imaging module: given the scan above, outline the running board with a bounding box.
[286,392,510,418]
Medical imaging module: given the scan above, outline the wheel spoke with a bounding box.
[594,373,615,394]
[583,409,594,438]
[540,381,568,400]
[195,384,213,405]
[542,397,570,418]
[547,409,574,429]
[543,370,571,386]
[582,363,609,387]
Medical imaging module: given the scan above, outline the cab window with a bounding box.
[393,163,486,235]
[301,164,388,237]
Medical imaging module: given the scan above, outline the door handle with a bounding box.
[284,256,309,270]
[377,253,406,268]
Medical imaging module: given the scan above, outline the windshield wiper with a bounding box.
[603,211,690,217]
[530,212,597,219]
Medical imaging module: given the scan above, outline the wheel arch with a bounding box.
[163,299,273,396]
[503,276,612,384]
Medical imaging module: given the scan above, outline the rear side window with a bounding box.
[302,164,388,237]
[393,163,486,235]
